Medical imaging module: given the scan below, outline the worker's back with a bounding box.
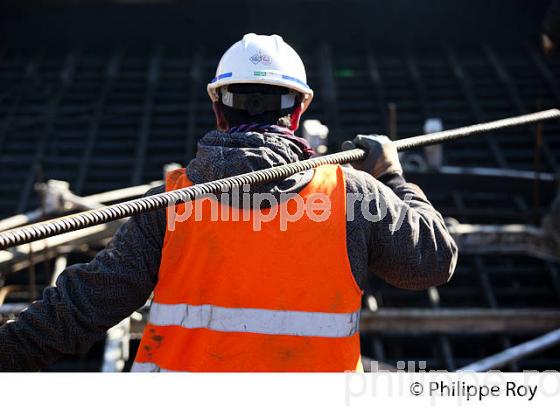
[132,164,363,372]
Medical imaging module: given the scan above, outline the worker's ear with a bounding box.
[289,102,304,132]
[213,102,229,132]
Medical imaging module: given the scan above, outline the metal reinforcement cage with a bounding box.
[1,0,560,371]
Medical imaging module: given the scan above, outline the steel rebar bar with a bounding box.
[0,109,559,251]
[458,328,560,372]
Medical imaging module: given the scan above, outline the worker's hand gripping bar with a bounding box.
[0,109,559,251]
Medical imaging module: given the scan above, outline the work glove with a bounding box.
[341,134,403,178]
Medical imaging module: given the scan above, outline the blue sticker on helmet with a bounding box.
[211,72,233,83]
[281,74,309,89]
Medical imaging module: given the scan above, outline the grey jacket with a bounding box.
[0,130,457,371]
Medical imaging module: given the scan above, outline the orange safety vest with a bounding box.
[132,164,363,372]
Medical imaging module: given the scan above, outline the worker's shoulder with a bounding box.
[130,183,167,232]
[341,165,382,194]
[143,184,166,197]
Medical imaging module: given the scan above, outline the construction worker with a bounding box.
[0,34,457,372]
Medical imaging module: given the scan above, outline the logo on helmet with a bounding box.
[249,50,272,65]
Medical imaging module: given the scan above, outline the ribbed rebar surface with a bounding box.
[394,109,560,151]
[0,109,559,251]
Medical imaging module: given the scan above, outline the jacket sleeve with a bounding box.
[345,168,458,290]
[0,186,166,371]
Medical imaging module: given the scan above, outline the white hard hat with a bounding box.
[207,33,314,113]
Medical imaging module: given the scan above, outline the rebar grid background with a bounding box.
[1,0,560,371]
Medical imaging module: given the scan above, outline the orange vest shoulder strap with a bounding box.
[165,168,191,191]
[301,164,345,200]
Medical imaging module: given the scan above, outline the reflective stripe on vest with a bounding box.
[148,302,360,338]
